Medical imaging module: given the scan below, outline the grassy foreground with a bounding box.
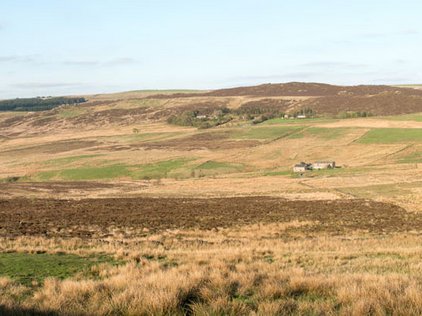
[1,222,422,315]
[0,252,117,286]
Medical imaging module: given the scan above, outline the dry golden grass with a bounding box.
[2,222,422,315]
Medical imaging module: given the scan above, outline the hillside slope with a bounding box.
[146,82,422,116]
[207,82,422,97]
[149,82,422,97]
[0,82,422,138]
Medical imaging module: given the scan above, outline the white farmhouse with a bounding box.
[312,161,336,170]
[293,162,311,173]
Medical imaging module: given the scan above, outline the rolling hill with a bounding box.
[1,82,422,138]
[147,82,422,116]
[0,82,421,213]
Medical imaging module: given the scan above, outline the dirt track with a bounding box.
[0,197,420,238]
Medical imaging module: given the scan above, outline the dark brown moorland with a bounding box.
[148,82,422,115]
[0,197,419,238]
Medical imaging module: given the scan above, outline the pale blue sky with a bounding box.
[1,0,421,98]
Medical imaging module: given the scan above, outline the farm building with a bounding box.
[293,162,311,173]
[312,161,336,170]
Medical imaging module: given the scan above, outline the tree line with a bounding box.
[0,97,86,112]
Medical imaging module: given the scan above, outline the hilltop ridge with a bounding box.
[148,82,422,98]
[0,82,421,137]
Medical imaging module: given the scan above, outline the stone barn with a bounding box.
[293,162,311,173]
[312,161,336,170]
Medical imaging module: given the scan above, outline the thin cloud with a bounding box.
[371,77,412,84]
[105,57,136,66]
[231,72,317,83]
[360,29,420,39]
[0,56,17,62]
[0,55,136,67]
[63,57,137,67]
[300,61,367,68]
[0,55,37,63]
[63,60,99,66]
[361,32,386,39]
[400,29,420,35]
[10,82,83,89]
[270,72,316,80]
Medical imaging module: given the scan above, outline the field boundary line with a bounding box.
[372,144,413,164]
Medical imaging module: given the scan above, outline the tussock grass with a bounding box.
[2,222,422,315]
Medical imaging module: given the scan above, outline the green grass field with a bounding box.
[133,158,190,179]
[357,128,422,144]
[35,164,132,181]
[33,158,192,181]
[288,127,352,140]
[230,126,304,140]
[263,117,338,125]
[43,154,103,166]
[192,160,244,177]
[0,252,117,286]
[30,158,250,181]
[262,170,292,177]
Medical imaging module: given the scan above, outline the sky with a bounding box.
[1,0,422,98]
